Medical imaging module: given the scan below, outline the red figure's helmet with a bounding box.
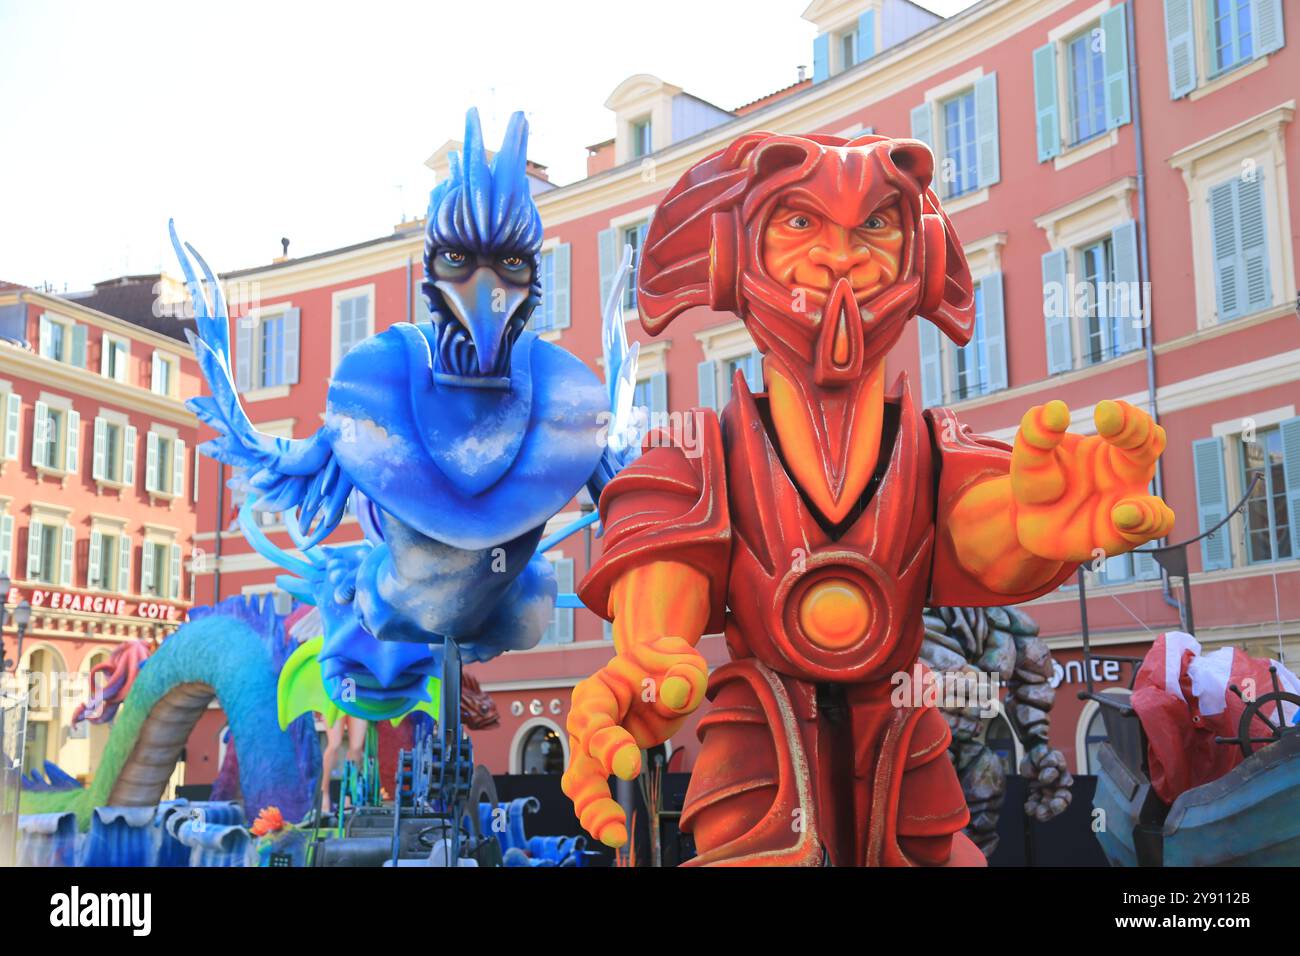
[636,131,976,388]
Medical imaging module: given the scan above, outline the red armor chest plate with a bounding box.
[720,379,936,684]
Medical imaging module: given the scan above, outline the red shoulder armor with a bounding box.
[578,410,731,633]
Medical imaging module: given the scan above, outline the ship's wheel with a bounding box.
[1216,666,1300,758]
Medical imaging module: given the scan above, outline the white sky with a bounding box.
[0,0,978,291]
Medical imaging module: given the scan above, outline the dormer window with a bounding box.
[839,28,857,71]
[631,117,653,158]
[605,75,730,165]
[808,1,939,84]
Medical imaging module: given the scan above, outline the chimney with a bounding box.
[273,237,290,264]
[797,64,807,82]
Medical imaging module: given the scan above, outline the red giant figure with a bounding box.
[562,131,1173,866]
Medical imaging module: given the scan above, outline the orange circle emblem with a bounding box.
[797,577,871,649]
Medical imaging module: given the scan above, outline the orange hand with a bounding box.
[561,561,711,848]
[1011,399,1174,563]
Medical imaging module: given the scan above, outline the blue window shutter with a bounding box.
[813,32,830,83]
[31,401,47,468]
[980,272,1007,392]
[1102,554,1133,583]
[26,520,42,579]
[542,556,574,644]
[1236,172,1271,313]
[1193,436,1232,570]
[173,439,186,499]
[88,530,103,588]
[1133,547,1160,580]
[909,103,933,149]
[60,524,74,586]
[0,514,12,578]
[1032,44,1061,162]
[696,359,717,411]
[71,323,87,368]
[917,321,943,407]
[123,425,136,487]
[1041,249,1073,373]
[857,11,876,61]
[282,307,300,385]
[118,535,132,594]
[234,319,252,391]
[170,543,182,601]
[596,228,618,314]
[533,252,553,331]
[145,430,159,493]
[1164,0,1198,98]
[4,393,19,460]
[649,371,668,418]
[1252,0,1285,56]
[974,73,1000,188]
[1101,4,1132,129]
[1110,219,1144,354]
[1279,416,1300,557]
[744,350,764,393]
[552,243,572,329]
[142,540,155,592]
[1209,180,1243,321]
[65,409,79,474]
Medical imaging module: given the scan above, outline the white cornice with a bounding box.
[979,345,1300,442]
[207,0,1064,295]
[962,232,1007,279]
[16,291,191,357]
[531,0,1068,227]
[1168,100,1295,173]
[223,234,422,300]
[695,319,753,360]
[0,347,197,428]
[1033,177,1137,249]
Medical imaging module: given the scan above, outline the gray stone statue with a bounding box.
[919,605,1074,857]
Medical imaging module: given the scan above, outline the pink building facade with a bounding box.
[0,276,201,783]
[192,0,1299,779]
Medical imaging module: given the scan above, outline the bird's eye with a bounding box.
[441,249,468,265]
[788,214,812,229]
[863,215,887,230]
[499,255,525,269]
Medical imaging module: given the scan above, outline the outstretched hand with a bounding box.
[1010,399,1174,564]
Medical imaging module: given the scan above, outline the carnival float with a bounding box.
[3,113,1295,868]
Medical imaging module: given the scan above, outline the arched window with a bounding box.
[1082,706,1109,775]
[519,724,565,774]
[1078,689,1132,774]
[20,645,66,776]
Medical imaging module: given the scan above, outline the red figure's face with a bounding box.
[761,199,906,309]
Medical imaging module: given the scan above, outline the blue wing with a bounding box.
[586,244,641,500]
[170,220,352,545]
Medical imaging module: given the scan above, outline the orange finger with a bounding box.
[633,637,708,718]
[568,671,640,779]
[1111,495,1176,544]
[561,744,628,847]
[659,658,708,715]
[1012,400,1071,505]
[1095,400,1165,472]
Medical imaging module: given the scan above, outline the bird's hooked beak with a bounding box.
[435,268,528,379]
[319,627,438,696]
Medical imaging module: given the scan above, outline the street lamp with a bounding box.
[0,575,32,673]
